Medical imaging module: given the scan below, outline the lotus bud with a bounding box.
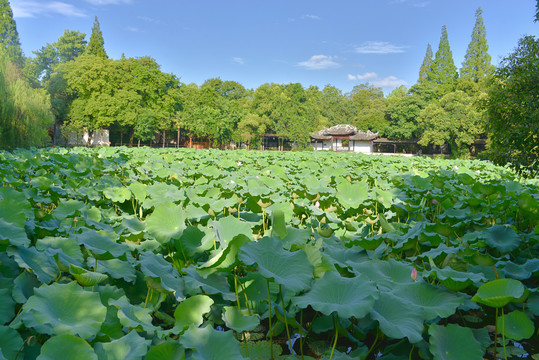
[432,199,438,205]
[315,201,320,208]
[411,268,418,281]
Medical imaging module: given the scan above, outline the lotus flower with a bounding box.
[411,268,418,281]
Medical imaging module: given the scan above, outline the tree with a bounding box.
[347,84,388,134]
[418,44,433,84]
[485,35,539,176]
[417,90,483,156]
[0,47,54,149]
[87,16,107,58]
[0,0,23,66]
[460,7,494,85]
[429,25,458,96]
[535,0,538,22]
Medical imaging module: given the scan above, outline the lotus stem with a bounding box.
[266,280,274,359]
[280,284,292,355]
[237,277,252,316]
[234,274,242,311]
[330,315,338,359]
[364,328,379,359]
[300,309,304,360]
[243,332,250,358]
[501,308,507,360]
[494,307,498,360]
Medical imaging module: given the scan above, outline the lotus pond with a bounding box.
[0,147,538,360]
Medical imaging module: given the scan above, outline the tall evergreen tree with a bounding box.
[418,43,433,84]
[87,16,108,58]
[429,25,458,96]
[0,0,23,65]
[460,7,494,83]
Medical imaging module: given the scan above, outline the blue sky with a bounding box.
[10,0,539,93]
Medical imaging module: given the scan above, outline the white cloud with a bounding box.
[391,0,430,7]
[298,55,340,70]
[355,41,406,54]
[348,72,407,89]
[232,57,245,65]
[124,26,140,32]
[301,14,320,20]
[12,1,86,18]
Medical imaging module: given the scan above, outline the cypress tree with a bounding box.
[87,16,108,58]
[429,25,458,95]
[460,7,494,83]
[0,0,23,65]
[418,43,433,84]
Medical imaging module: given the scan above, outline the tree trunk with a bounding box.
[120,131,123,146]
[162,130,166,148]
[138,139,140,148]
[177,127,180,148]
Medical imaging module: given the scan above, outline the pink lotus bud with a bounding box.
[411,268,418,281]
[427,190,430,195]
[315,201,320,208]
[432,199,438,205]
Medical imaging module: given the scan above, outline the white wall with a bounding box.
[312,140,332,151]
[352,141,373,153]
[68,129,110,146]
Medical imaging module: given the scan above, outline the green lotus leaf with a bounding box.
[128,182,147,203]
[146,202,186,244]
[336,180,369,209]
[353,259,416,291]
[120,216,145,235]
[21,282,107,338]
[528,294,539,316]
[472,279,525,308]
[180,325,246,360]
[300,244,334,279]
[429,266,486,291]
[37,335,97,360]
[369,292,424,343]
[183,266,236,301]
[197,234,250,278]
[94,258,136,283]
[482,225,521,253]
[271,210,288,239]
[518,191,538,224]
[428,324,483,360]
[211,216,254,246]
[498,310,535,340]
[0,326,23,360]
[222,306,260,332]
[138,251,185,301]
[143,183,185,209]
[239,236,313,292]
[176,225,214,258]
[172,294,214,334]
[0,218,29,247]
[0,187,32,226]
[36,236,84,263]
[391,282,465,320]
[69,264,108,286]
[52,199,86,219]
[350,235,384,251]
[76,230,130,259]
[12,271,41,303]
[146,340,185,360]
[293,271,377,319]
[109,295,155,332]
[103,186,132,203]
[0,289,15,324]
[7,246,59,284]
[375,188,393,208]
[94,331,150,360]
[239,340,282,360]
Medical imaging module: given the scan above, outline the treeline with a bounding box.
[0,0,538,175]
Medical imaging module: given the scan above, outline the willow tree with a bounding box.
[0,48,54,149]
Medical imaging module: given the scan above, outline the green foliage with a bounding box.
[460,7,494,84]
[0,147,538,359]
[418,43,433,84]
[485,35,539,177]
[429,25,459,96]
[0,0,23,66]
[0,47,54,149]
[87,16,107,59]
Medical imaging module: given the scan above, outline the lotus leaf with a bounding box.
[211,216,254,246]
[11,271,40,303]
[146,202,186,244]
[180,325,246,360]
[183,266,236,301]
[239,236,313,292]
[482,225,521,253]
[103,186,132,203]
[138,251,185,300]
[37,335,97,360]
[239,340,282,360]
[498,310,535,340]
[222,306,260,332]
[7,246,59,284]
[428,324,483,360]
[172,294,214,334]
[69,264,108,286]
[76,230,130,258]
[0,326,22,359]
[0,218,29,247]
[335,180,369,209]
[369,292,424,343]
[94,258,136,283]
[145,341,185,360]
[293,271,377,318]
[21,282,106,338]
[197,234,249,277]
[472,278,525,308]
[109,296,155,332]
[94,331,150,360]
